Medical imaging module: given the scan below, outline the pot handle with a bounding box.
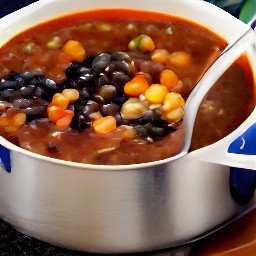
[187,107,256,170]
[0,145,11,173]
[230,167,256,204]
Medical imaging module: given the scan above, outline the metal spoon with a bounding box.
[178,22,256,169]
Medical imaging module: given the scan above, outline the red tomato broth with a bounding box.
[0,9,227,84]
[0,9,254,165]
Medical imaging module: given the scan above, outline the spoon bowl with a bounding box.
[178,24,256,169]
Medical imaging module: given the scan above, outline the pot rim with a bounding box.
[0,0,252,171]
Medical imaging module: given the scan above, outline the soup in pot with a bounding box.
[0,9,254,165]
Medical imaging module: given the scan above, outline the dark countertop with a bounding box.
[0,218,91,256]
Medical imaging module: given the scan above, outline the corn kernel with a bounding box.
[3,126,18,133]
[162,92,185,112]
[47,36,61,49]
[150,49,169,64]
[88,112,102,121]
[121,98,148,120]
[120,126,137,140]
[12,112,26,128]
[0,115,10,127]
[160,69,179,90]
[62,89,79,102]
[149,104,162,110]
[93,116,116,135]
[139,35,155,52]
[51,93,69,109]
[0,111,26,132]
[124,74,150,97]
[95,23,112,31]
[128,34,155,53]
[144,84,169,104]
[62,40,87,62]
[128,38,139,51]
[162,107,184,123]
[166,51,193,69]
[0,101,12,111]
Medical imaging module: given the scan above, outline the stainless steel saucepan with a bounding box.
[0,0,255,253]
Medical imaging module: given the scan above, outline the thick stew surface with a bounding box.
[0,10,254,165]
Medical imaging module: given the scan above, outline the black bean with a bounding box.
[134,124,149,138]
[34,87,51,100]
[101,103,120,116]
[66,105,75,111]
[114,59,136,76]
[78,101,100,119]
[138,110,161,124]
[6,73,20,81]
[17,78,26,87]
[104,62,116,74]
[92,53,111,73]
[168,123,180,131]
[14,97,48,119]
[43,78,57,90]
[112,95,128,105]
[0,80,21,91]
[81,55,94,68]
[77,66,91,75]
[9,85,35,102]
[92,94,107,105]
[128,51,149,60]
[134,123,170,140]
[77,74,96,87]
[111,51,130,61]
[149,125,169,137]
[18,86,35,98]
[98,74,111,87]
[21,106,46,116]
[0,89,15,100]
[33,97,49,106]
[114,112,129,125]
[65,62,83,80]
[29,75,46,86]
[7,74,26,87]
[139,60,164,81]
[72,113,90,131]
[56,78,70,91]
[79,87,92,104]
[110,71,131,87]
[69,79,78,89]
[97,85,117,101]
[13,98,33,109]
[20,71,43,83]
[8,92,24,102]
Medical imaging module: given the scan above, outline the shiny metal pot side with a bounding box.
[0,0,255,253]
[0,151,254,253]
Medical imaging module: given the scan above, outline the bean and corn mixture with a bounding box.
[0,10,254,165]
